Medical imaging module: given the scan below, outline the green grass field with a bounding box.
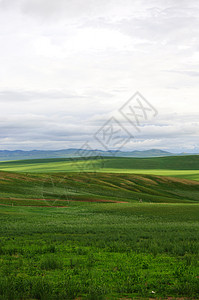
[0,203,199,299]
[1,171,199,205]
[0,155,199,181]
[0,155,199,299]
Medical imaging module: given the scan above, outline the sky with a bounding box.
[0,0,199,152]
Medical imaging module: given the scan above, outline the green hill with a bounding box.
[0,155,199,180]
[102,155,199,170]
[1,171,199,206]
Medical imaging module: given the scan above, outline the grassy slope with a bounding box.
[0,155,199,180]
[0,156,199,298]
[1,171,199,206]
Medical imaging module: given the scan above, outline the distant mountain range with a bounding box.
[0,149,197,161]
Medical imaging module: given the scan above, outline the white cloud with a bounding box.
[0,0,198,151]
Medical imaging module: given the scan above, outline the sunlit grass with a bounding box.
[0,156,199,181]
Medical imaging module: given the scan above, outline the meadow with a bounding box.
[0,203,199,299]
[0,155,199,181]
[0,156,199,299]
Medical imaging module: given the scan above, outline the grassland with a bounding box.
[1,171,199,206]
[0,203,199,299]
[0,156,199,299]
[0,155,199,181]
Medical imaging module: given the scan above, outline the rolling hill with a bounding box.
[0,155,199,180]
[0,171,199,206]
[0,155,199,207]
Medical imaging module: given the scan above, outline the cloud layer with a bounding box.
[0,0,199,152]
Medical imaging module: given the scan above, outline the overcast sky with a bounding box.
[0,0,199,152]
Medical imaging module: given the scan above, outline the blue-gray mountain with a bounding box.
[0,149,196,161]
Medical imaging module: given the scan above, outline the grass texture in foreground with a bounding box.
[0,155,199,181]
[0,203,199,299]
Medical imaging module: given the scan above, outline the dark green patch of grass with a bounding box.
[102,155,199,170]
